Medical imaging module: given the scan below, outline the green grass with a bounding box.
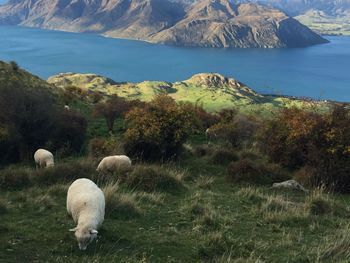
[48,72,331,114]
[2,152,350,262]
[296,11,350,36]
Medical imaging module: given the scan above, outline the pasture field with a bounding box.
[1,143,350,263]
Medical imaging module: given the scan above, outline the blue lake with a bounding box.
[0,25,349,101]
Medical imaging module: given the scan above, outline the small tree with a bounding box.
[93,96,131,133]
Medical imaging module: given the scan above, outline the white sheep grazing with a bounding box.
[96,155,132,173]
[67,178,105,250]
[34,149,54,168]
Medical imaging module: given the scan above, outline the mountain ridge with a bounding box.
[47,71,329,112]
[0,0,328,47]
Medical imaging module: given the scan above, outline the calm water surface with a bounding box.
[0,26,349,101]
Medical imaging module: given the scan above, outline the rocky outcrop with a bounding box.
[272,180,309,193]
[0,0,328,48]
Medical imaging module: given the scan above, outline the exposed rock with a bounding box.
[272,180,309,193]
[0,0,328,48]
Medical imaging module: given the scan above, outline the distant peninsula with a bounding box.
[0,0,328,48]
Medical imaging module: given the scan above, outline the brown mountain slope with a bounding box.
[0,0,328,48]
[150,0,328,47]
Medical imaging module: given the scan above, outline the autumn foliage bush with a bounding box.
[259,105,350,193]
[208,110,260,148]
[124,94,197,160]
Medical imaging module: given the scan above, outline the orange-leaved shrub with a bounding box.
[124,94,197,160]
[259,105,350,193]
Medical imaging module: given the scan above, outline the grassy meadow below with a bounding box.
[2,140,350,262]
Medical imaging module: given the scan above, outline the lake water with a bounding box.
[0,25,349,101]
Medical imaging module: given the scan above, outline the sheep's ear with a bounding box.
[69,227,77,232]
[90,229,98,234]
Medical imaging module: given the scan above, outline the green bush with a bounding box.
[126,165,184,192]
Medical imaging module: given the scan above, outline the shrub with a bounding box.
[294,166,319,188]
[210,149,239,165]
[0,166,31,189]
[89,136,123,158]
[227,159,289,185]
[259,105,350,193]
[10,61,19,71]
[35,159,96,185]
[208,113,260,148]
[0,81,89,164]
[0,82,57,162]
[126,165,184,192]
[50,110,87,155]
[0,198,8,214]
[124,94,197,160]
[258,107,324,169]
[193,145,213,157]
[93,96,134,133]
[308,197,332,216]
[305,189,349,217]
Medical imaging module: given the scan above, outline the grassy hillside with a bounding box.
[1,60,350,262]
[296,10,350,36]
[48,72,329,114]
[0,61,55,90]
[2,147,350,262]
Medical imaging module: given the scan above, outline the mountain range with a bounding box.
[175,0,350,35]
[0,0,328,48]
[241,0,350,35]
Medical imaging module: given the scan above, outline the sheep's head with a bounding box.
[69,227,98,250]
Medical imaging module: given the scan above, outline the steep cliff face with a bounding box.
[0,0,328,48]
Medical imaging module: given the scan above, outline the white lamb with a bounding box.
[96,155,132,173]
[67,178,105,250]
[34,149,54,168]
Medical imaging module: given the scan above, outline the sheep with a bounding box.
[67,178,105,250]
[34,149,54,168]
[96,155,132,173]
[205,128,217,144]
[64,105,70,110]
